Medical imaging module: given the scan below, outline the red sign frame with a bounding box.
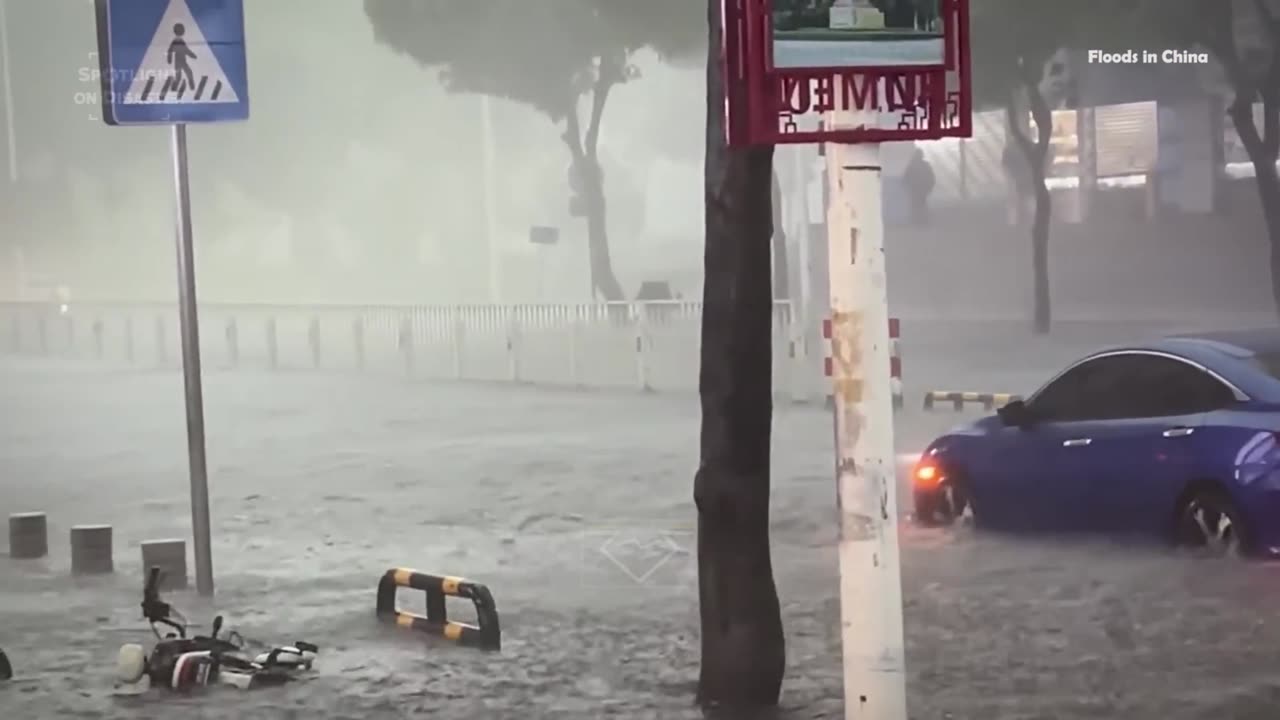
[724,0,972,146]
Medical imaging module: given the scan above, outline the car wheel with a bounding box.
[1174,488,1247,558]
[916,473,969,526]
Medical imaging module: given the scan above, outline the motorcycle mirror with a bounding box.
[144,567,160,600]
[211,616,223,640]
[141,567,173,623]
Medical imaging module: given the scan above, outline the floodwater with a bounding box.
[2,347,1279,719]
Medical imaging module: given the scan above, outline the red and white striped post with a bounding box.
[823,316,903,409]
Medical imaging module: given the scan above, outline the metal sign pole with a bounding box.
[827,111,908,720]
[170,122,214,597]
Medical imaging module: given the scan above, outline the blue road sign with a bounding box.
[94,0,249,125]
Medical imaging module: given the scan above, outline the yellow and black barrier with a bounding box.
[375,568,501,651]
[923,391,1021,411]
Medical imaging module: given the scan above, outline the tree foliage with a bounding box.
[363,0,703,301]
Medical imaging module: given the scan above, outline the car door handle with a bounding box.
[1162,427,1195,438]
[1062,438,1092,447]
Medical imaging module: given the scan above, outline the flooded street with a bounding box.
[3,361,1279,719]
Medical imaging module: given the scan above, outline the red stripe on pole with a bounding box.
[822,318,832,339]
[889,356,902,378]
[823,357,833,377]
[888,317,900,338]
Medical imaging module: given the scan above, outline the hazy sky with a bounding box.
[0,0,708,304]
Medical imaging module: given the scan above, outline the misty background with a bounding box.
[2,0,1279,325]
[0,0,706,305]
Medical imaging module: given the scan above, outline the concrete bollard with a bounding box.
[8,512,48,559]
[70,524,114,575]
[140,539,188,590]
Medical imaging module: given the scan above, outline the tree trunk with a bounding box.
[565,62,626,303]
[771,167,791,301]
[695,0,785,713]
[1029,164,1052,333]
[1007,75,1054,334]
[581,169,625,301]
[1251,161,1280,313]
[1226,70,1280,315]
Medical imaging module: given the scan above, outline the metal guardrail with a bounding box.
[0,301,834,403]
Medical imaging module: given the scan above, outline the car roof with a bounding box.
[1163,328,1280,356]
[1070,329,1280,402]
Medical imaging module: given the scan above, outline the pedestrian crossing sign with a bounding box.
[95,0,249,125]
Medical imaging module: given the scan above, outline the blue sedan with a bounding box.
[912,330,1280,557]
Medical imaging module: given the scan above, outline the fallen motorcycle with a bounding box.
[114,567,318,693]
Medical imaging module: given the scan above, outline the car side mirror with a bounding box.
[997,399,1033,428]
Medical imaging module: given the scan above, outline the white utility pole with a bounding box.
[825,106,908,720]
[479,94,502,303]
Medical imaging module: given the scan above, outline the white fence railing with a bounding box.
[0,301,845,404]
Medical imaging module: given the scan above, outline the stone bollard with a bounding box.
[8,512,48,559]
[70,524,114,575]
[140,539,188,590]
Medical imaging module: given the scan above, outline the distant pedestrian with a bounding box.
[903,148,935,225]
